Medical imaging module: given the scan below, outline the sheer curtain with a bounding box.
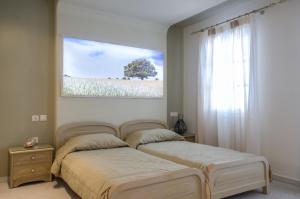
[197,16,261,154]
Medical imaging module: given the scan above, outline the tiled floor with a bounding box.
[0,179,299,199]
[227,181,300,199]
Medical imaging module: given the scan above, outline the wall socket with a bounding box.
[32,137,39,144]
[32,115,48,122]
[32,115,39,122]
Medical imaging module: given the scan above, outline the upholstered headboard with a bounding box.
[55,122,119,148]
[119,120,169,140]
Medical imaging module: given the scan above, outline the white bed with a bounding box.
[53,122,205,199]
[119,120,270,199]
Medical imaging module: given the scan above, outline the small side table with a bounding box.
[8,144,54,188]
[182,133,196,143]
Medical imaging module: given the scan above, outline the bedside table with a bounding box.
[182,133,196,143]
[8,144,54,188]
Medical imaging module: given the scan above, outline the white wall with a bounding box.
[256,0,300,182]
[183,0,300,181]
[56,2,168,127]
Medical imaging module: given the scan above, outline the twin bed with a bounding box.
[52,122,205,199]
[119,120,270,199]
[52,120,270,199]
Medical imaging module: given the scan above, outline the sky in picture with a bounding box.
[63,37,164,80]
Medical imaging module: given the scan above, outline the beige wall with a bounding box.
[0,0,55,177]
[167,25,184,127]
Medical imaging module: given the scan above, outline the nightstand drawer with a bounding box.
[12,163,51,180]
[12,174,51,189]
[13,151,52,166]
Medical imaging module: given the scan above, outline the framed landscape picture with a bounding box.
[62,37,164,98]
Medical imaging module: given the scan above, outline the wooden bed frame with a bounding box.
[119,120,270,199]
[54,122,205,199]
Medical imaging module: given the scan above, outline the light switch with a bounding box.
[32,137,39,144]
[32,115,39,122]
[40,115,48,122]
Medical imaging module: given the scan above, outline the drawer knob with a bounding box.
[31,169,35,173]
[31,156,36,160]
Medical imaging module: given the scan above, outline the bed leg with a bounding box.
[262,185,269,194]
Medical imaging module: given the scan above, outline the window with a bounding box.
[200,20,251,112]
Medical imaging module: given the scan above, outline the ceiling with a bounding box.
[61,0,228,26]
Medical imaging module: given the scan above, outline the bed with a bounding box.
[119,120,270,199]
[52,122,205,199]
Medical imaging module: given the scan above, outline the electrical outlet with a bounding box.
[32,115,39,122]
[40,115,48,122]
[170,112,178,117]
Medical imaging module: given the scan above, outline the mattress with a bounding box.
[138,141,260,171]
[138,141,269,199]
[60,147,189,199]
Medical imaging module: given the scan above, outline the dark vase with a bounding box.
[174,114,187,135]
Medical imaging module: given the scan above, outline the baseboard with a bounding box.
[273,174,300,187]
[0,176,7,183]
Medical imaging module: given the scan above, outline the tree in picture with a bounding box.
[124,58,158,80]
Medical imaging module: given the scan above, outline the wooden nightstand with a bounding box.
[182,133,196,143]
[8,144,54,188]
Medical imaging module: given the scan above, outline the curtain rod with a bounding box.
[190,0,287,35]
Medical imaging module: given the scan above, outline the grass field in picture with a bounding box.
[63,77,163,98]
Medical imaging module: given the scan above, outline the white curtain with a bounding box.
[197,16,261,154]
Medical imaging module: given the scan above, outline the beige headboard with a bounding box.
[55,122,119,148]
[119,120,169,140]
